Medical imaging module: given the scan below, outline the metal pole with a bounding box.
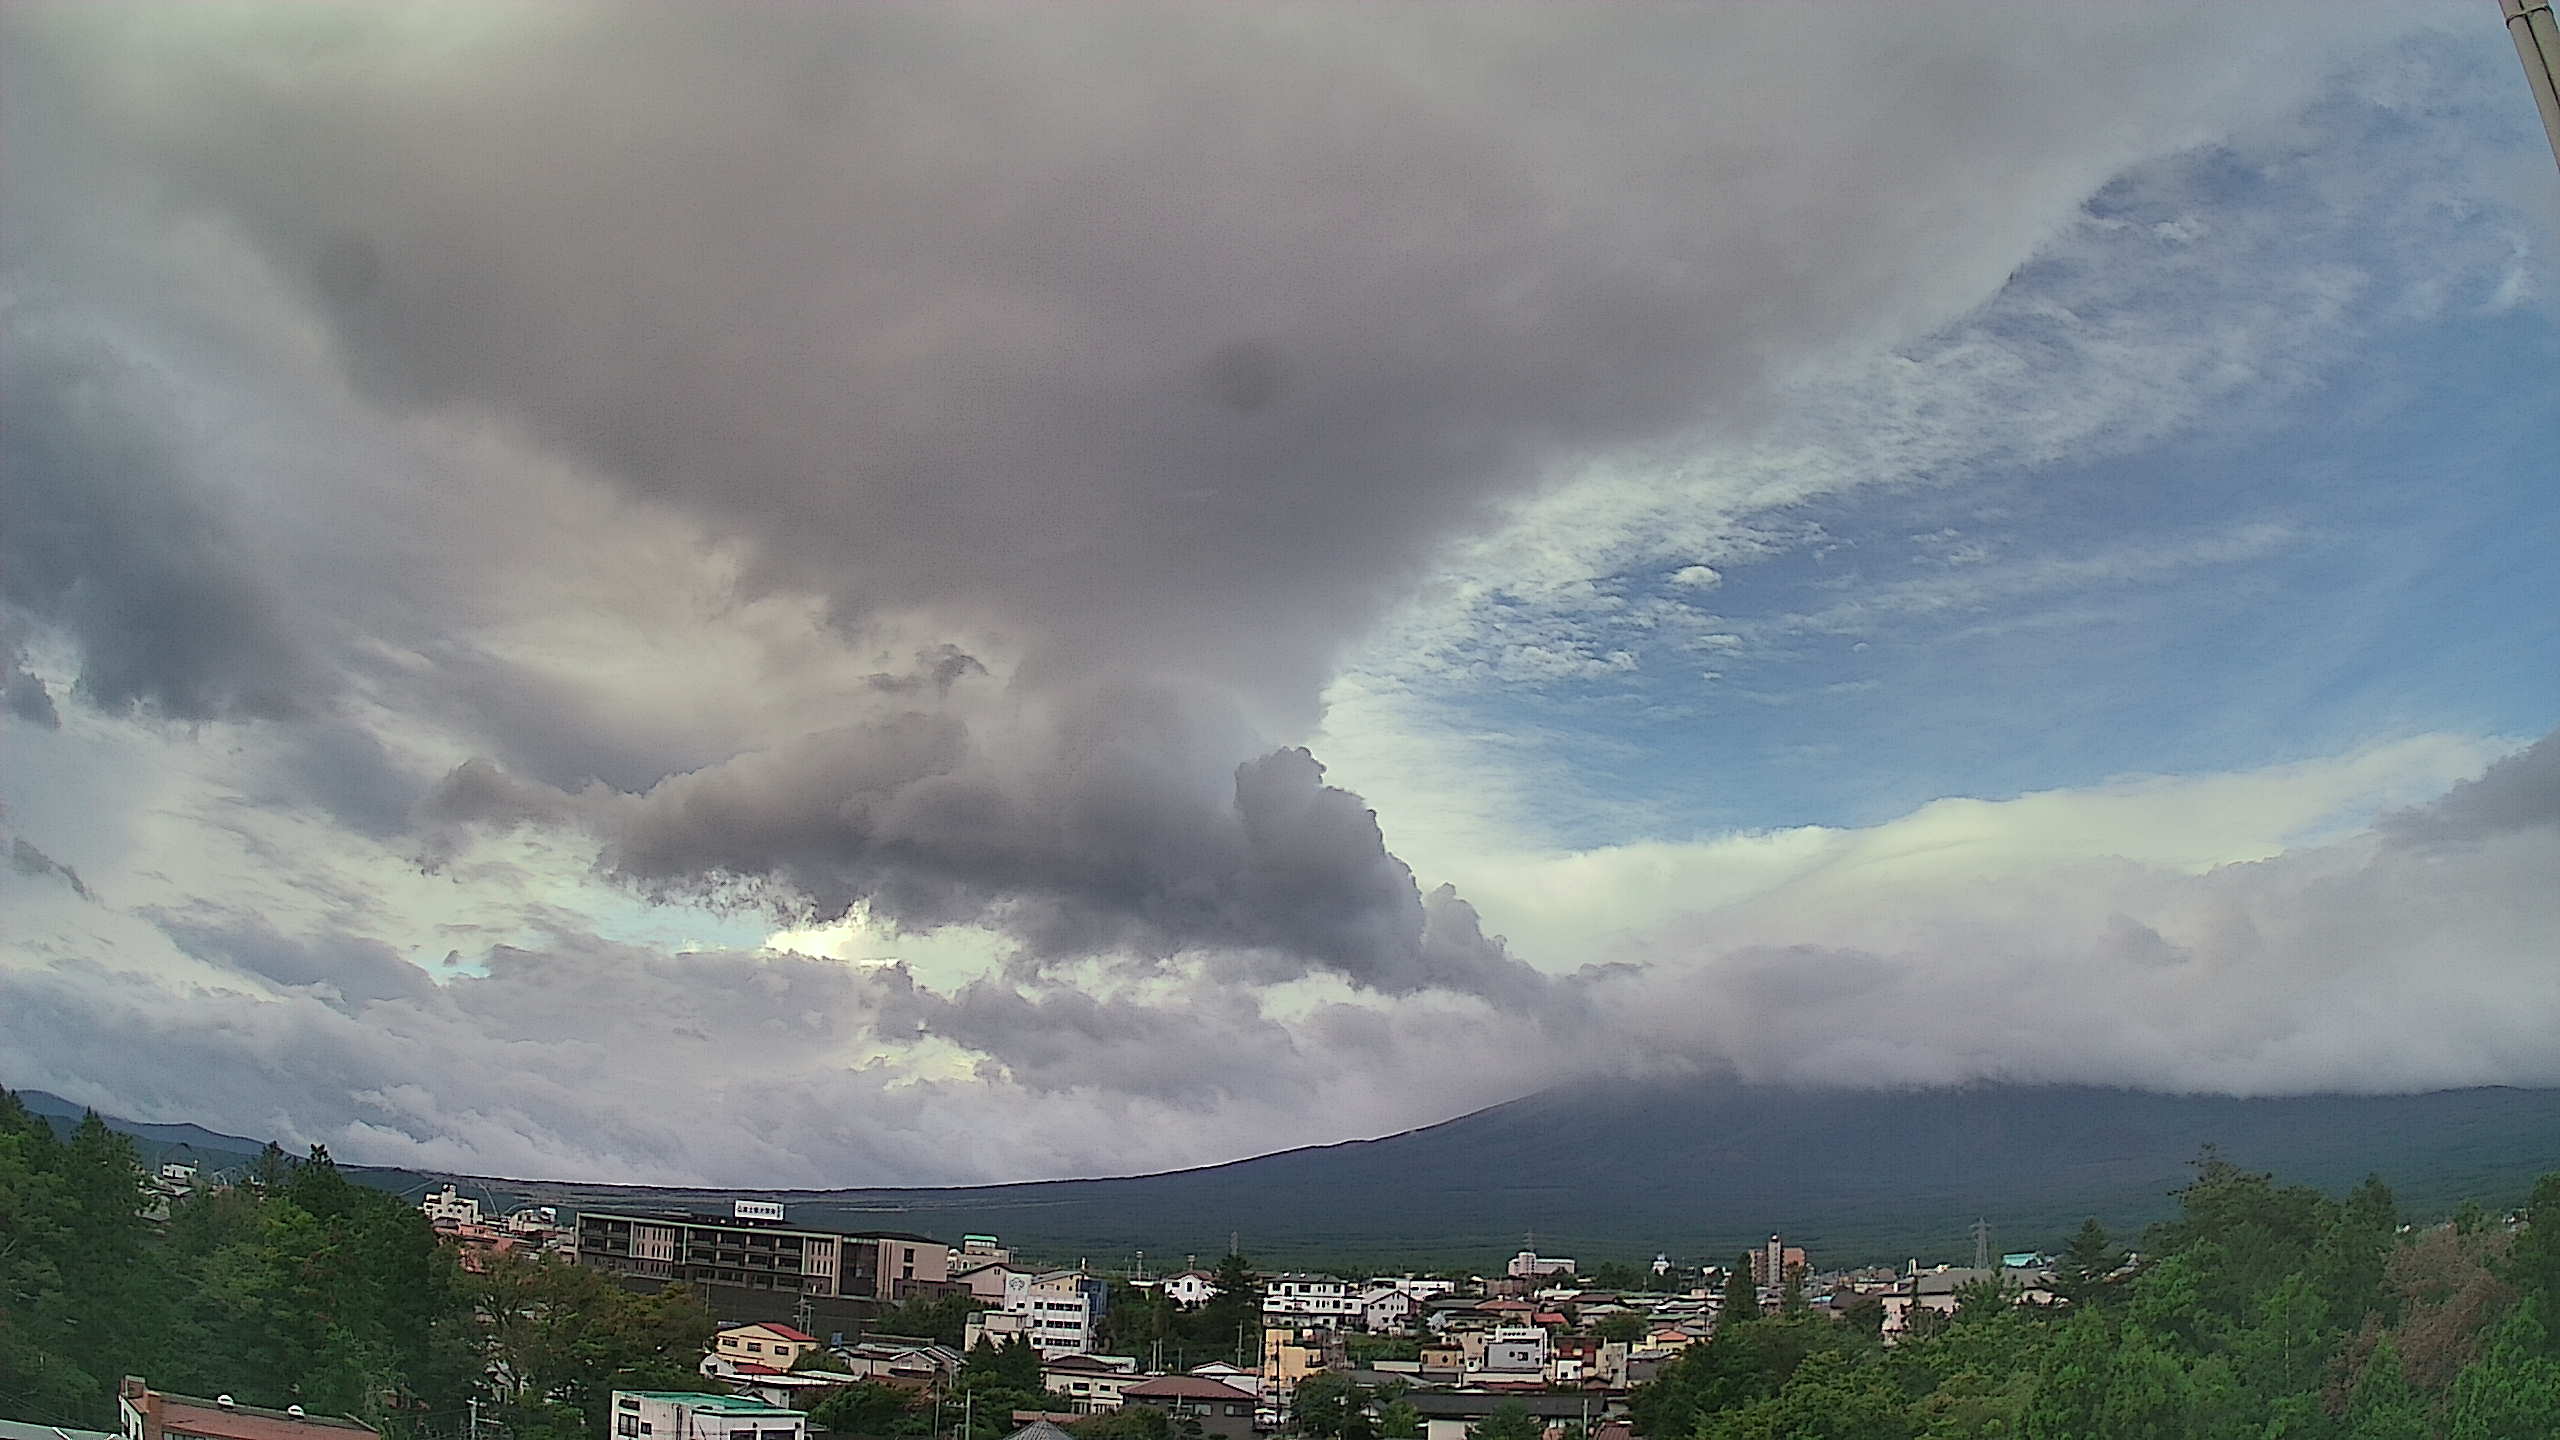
[2505,0,2560,171]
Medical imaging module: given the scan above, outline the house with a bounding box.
[1185,1362,1260,1399]
[1475,1326,1548,1378]
[1879,1267,2058,1337]
[1260,1325,1346,1411]
[610,1392,805,1440]
[117,1380,380,1440]
[955,1234,1014,1268]
[1356,1286,1417,1334]
[1403,1392,1616,1440]
[1385,1277,1459,1303]
[1264,1274,1360,1322]
[420,1185,483,1227]
[1506,1252,1575,1281]
[999,1423,1079,1440]
[1159,1269,1221,1308]
[1119,1378,1257,1440]
[578,1202,947,1300]
[709,1323,822,1376]
[1040,1355,1145,1414]
[833,1340,962,1382]
[967,1270,1110,1356]
[957,1259,1038,1303]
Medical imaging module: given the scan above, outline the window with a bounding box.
[617,1419,639,1437]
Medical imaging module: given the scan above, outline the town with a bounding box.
[7,1093,2558,1440]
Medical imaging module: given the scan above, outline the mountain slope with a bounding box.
[346,1081,2560,1269]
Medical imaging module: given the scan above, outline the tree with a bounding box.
[2052,1219,2125,1307]
[1290,1372,1374,1440]
[1577,1261,1646,1292]
[1721,1256,1759,1327]
[1593,1313,1646,1345]
[811,1381,919,1436]
[1464,1401,1540,1440]
[961,1333,1044,1394]
[2446,1299,2560,1439]
[1377,1399,1421,1440]
[2339,1337,2425,1440]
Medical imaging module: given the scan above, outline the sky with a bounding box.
[2,2,2557,1188]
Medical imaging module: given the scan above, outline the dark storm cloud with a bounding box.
[156,911,437,1008]
[6,2,2371,722]
[2381,731,2560,847]
[8,839,93,901]
[0,320,316,722]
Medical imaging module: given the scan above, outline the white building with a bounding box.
[1506,1251,1575,1281]
[1264,1273,1361,1322]
[966,1269,1110,1356]
[1385,1277,1458,1302]
[1357,1286,1417,1333]
[1160,1269,1221,1307]
[1476,1326,1549,1377]
[420,1185,482,1227]
[611,1392,804,1440]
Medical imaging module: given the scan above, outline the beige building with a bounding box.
[712,1323,823,1373]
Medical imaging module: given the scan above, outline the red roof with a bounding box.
[763,1323,819,1343]
[159,1400,378,1440]
[730,1363,783,1376]
[1123,1378,1254,1402]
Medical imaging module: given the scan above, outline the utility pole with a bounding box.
[1970,1219,1992,1271]
[467,1399,480,1440]
[2506,0,2560,171]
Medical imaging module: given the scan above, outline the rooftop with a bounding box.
[615,1394,803,1415]
[1122,1378,1255,1402]
[152,1397,379,1440]
[0,1422,118,1440]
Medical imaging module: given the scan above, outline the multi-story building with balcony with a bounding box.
[575,1201,944,1299]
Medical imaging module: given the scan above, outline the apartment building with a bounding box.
[1263,1274,1360,1322]
[576,1201,944,1299]
[964,1269,1111,1356]
[611,1393,804,1440]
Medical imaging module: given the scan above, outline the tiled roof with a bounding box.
[1123,1377,1254,1402]
[156,1399,380,1440]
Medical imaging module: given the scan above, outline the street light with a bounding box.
[2505,0,2560,171]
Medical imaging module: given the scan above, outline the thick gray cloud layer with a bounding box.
[3,2,2535,1184]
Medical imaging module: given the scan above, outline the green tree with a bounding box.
[1377,1399,1422,1440]
[2445,1297,2560,1440]
[961,1333,1045,1394]
[1593,1313,1647,1345]
[811,1380,919,1436]
[2051,1219,2124,1307]
[1721,1256,1759,1328]
[2339,1337,2425,1440]
[1698,1350,1911,1440]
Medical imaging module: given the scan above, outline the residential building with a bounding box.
[1475,1326,1548,1378]
[1747,1238,1807,1289]
[1159,1269,1221,1308]
[955,1234,1014,1268]
[610,1392,805,1440]
[117,1379,381,1440]
[1356,1286,1417,1334]
[1260,1325,1346,1412]
[1041,1355,1144,1414]
[576,1203,944,1300]
[1385,1277,1459,1303]
[709,1323,821,1375]
[419,1185,483,1227]
[957,1259,1038,1303]
[967,1270,1110,1356]
[1263,1273,1360,1322]
[1403,1393,1615,1440]
[1185,1362,1260,1399]
[1119,1378,1256,1440]
[831,1340,962,1383]
[1506,1252,1575,1281]
[1878,1267,2058,1338]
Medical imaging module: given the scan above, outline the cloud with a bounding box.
[0,318,317,721]
[2381,731,2560,847]
[2,3,2546,1189]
